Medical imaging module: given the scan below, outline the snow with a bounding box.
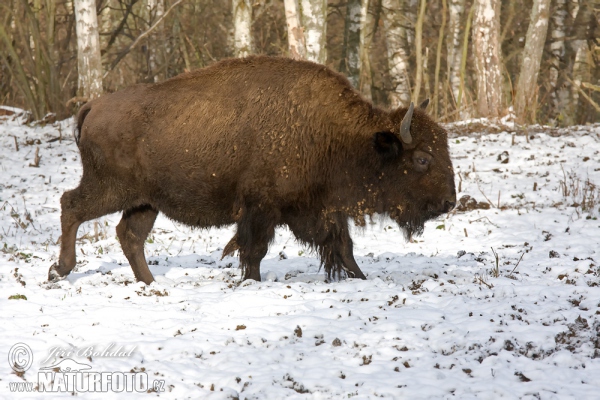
[1,109,599,398]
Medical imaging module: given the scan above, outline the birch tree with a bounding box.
[300,0,327,63]
[514,0,551,122]
[340,0,363,88]
[548,0,568,122]
[412,0,427,103]
[284,0,307,59]
[472,0,503,118]
[233,0,252,57]
[74,0,103,100]
[383,0,411,107]
[147,0,165,82]
[569,1,594,123]
[358,0,373,99]
[447,0,466,103]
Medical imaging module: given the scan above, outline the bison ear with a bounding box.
[373,131,402,160]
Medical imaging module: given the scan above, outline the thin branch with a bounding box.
[566,76,600,113]
[104,0,185,78]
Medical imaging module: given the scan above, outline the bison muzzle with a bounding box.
[48,56,456,284]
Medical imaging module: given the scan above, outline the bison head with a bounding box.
[372,101,456,238]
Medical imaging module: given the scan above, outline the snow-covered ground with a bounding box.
[1,109,599,399]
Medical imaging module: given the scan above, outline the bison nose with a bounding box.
[443,191,457,212]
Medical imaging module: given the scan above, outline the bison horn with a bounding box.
[399,102,414,144]
[419,98,430,110]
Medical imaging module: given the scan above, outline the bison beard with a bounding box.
[48,56,456,284]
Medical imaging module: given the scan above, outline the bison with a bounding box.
[48,56,456,284]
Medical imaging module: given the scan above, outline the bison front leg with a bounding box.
[285,212,366,280]
[235,207,278,281]
[116,205,158,285]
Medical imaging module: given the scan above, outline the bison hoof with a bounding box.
[48,263,66,282]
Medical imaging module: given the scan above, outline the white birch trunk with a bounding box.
[548,0,567,120]
[472,0,503,118]
[340,0,363,88]
[383,0,411,107]
[232,0,252,57]
[147,0,165,82]
[284,0,307,59]
[74,0,103,100]
[358,0,372,99]
[299,0,327,63]
[447,0,465,103]
[514,0,551,122]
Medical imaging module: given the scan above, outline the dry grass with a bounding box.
[559,166,600,214]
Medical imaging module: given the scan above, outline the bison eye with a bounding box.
[413,151,433,172]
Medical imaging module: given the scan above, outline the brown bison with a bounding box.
[48,56,456,284]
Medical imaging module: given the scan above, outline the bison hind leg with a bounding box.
[116,205,158,284]
[49,184,125,282]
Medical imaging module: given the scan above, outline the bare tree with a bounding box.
[447,0,466,104]
[300,0,327,63]
[472,0,503,118]
[548,0,568,123]
[413,0,427,103]
[284,0,307,59]
[233,0,253,57]
[514,0,551,122]
[147,0,165,82]
[383,0,411,107]
[340,0,363,88]
[358,0,373,99]
[75,0,103,100]
[569,1,594,123]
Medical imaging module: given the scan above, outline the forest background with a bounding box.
[0,0,598,126]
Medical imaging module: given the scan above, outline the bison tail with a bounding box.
[74,102,92,146]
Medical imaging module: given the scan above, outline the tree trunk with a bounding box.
[447,0,465,104]
[383,0,411,107]
[412,0,427,103]
[548,0,568,123]
[147,0,165,82]
[514,0,551,123]
[472,0,503,118]
[358,0,373,99]
[300,0,327,63]
[568,1,594,124]
[232,0,252,57]
[340,0,363,88]
[433,0,447,118]
[74,0,103,100]
[284,0,307,59]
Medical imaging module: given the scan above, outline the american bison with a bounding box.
[48,56,456,284]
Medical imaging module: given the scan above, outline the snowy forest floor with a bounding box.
[0,109,599,399]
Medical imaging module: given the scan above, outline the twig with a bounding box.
[477,181,496,208]
[104,0,185,78]
[565,76,600,113]
[490,247,499,278]
[468,217,500,228]
[476,274,493,289]
[509,252,525,275]
[65,96,88,108]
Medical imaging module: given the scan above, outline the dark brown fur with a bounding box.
[49,56,456,284]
